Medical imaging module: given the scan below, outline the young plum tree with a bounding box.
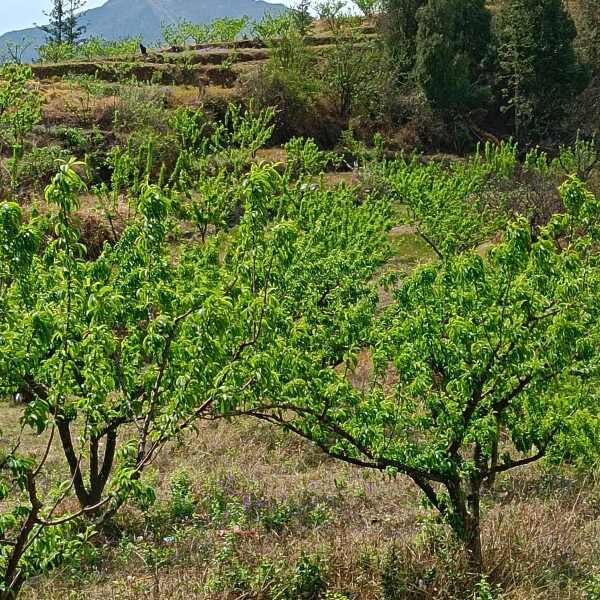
[0,64,42,191]
[238,176,600,574]
[0,158,390,525]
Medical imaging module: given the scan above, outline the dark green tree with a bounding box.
[291,0,314,36]
[496,0,589,141]
[413,0,492,112]
[39,0,87,45]
[572,0,600,75]
[382,0,425,73]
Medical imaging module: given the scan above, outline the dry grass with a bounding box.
[1,399,596,600]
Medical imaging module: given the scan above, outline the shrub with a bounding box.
[75,36,142,59]
[10,144,71,190]
[283,552,328,599]
[37,41,75,62]
[585,573,600,600]
[572,0,600,76]
[284,136,333,177]
[0,64,43,190]
[380,545,407,599]
[252,12,294,45]
[182,21,211,45]
[291,0,314,36]
[322,31,394,122]
[112,84,169,134]
[315,0,348,33]
[382,0,425,74]
[247,27,323,141]
[161,19,189,47]
[168,106,210,156]
[210,16,250,43]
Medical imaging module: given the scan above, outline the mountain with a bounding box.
[0,0,286,62]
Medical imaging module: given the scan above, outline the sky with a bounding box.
[0,0,107,36]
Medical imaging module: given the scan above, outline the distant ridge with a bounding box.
[0,0,286,62]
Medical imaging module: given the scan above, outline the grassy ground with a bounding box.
[9,413,599,600]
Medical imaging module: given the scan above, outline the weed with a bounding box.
[380,544,407,600]
[168,469,196,522]
[282,551,328,599]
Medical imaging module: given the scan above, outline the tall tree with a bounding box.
[382,0,425,74]
[413,0,492,111]
[39,0,87,45]
[571,0,600,75]
[496,0,589,141]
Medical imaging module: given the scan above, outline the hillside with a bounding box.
[0,5,599,600]
[0,0,286,62]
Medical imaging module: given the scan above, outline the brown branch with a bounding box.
[488,447,545,476]
[416,226,444,260]
[221,403,448,484]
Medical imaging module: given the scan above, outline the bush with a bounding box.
[112,84,169,134]
[572,0,600,76]
[414,0,492,113]
[283,552,328,599]
[6,144,70,191]
[291,0,314,36]
[284,136,339,177]
[496,0,590,142]
[247,28,328,142]
[37,41,75,62]
[210,16,250,43]
[252,12,294,45]
[161,19,189,47]
[315,0,348,33]
[182,21,211,45]
[380,545,407,599]
[585,573,600,600]
[382,0,425,74]
[76,36,142,59]
[322,31,395,124]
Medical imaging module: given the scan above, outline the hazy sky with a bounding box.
[0,0,107,35]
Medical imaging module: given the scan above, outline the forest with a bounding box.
[0,0,599,598]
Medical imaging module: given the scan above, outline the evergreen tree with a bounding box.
[292,0,314,36]
[39,0,87,45]
[413,0,492,111]
[572,0,600,75]
[382,0,425,73]
[64,0,87,44]
[496,0,589,141]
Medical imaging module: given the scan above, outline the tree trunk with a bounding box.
[88,428,117,508]
[56,418,91,508]
[447,478,484,576]
[485,422,500,490]
[1,473,42,600]
[463,510,483,576]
